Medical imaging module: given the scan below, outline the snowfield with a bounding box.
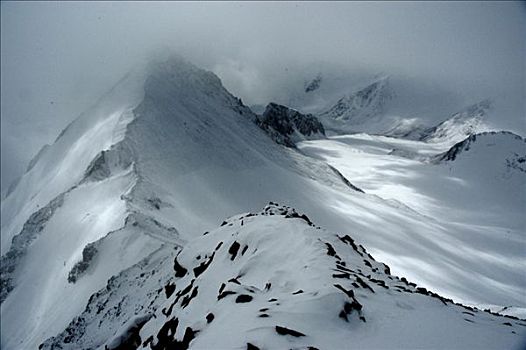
[1,57,524,349]
[298,132,526,317]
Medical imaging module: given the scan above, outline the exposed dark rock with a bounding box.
[104,315,151,350]
[333,284,355,299]
[325,242,338,257]
[339,300,363,322]
[228,277,241,285]
[257,103,325,147]
[152,317,198,350]
[147,197,162,210]
[285,211,314,226]
[228,241,241,261]
[1,193,65,303]
[193,253,215,277]
[164,283,176,298]
[173,258,188,278]
[275,325,306,337]
[235,294,253,303]
[337,235,362,256]
[217,291,236,300]
[305,74,322,93]
[328,165,365,193]
[68,242,99,283]
[247,343,260,350]
[180,287,198,309]
[355,276,375,293]
[173,280,195,306]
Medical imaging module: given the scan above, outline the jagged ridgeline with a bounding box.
[41,204,525,349]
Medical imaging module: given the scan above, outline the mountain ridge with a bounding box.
[40,203,526,350]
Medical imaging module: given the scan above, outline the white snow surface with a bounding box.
[1,57,524,349]
[43,204,526,349]
[298,132,526,316]
[422,99,493,145]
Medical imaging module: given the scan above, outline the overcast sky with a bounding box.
[1,1,525,191]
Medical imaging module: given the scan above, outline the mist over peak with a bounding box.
[2,2,524,190]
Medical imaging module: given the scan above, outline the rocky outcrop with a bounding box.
[305,74,322,93]
[257,103,325,147]
[0,193,65,304]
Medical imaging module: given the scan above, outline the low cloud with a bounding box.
[1,1,524,190]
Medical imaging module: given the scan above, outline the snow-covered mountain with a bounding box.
[41,204,525,349]
[317,76,394,133]
[1,57,524,349]
[310,75,494,145]
[435,131,526,219]
[422,99,492,144]
[0,56,366,349]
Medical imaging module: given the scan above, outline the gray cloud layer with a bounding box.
[1,1,525,191]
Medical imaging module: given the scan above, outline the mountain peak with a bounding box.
[143,56,228,101]
[319,76,393,124]
[421,99,492,144]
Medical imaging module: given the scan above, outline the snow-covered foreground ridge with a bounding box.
[42,204,526,349]
[1,56,365,349]
[1,56,524,349]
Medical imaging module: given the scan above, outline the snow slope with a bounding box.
[298,131,526,317]
[43,204,526,349]
[421,99,493,144]
[1,57,524,348]
[317,76,397,134]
